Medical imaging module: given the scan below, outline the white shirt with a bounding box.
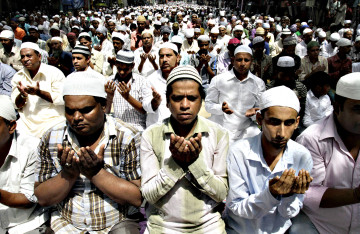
[303,90,333,127]
[133,46,159,77]
[295,40,308,58]
[205,69,265,140]
[323,43,338,58]
[0,130,47,233]
[142,70,170,127]
[11,63,66,138]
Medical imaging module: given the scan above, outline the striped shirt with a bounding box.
[35,115,141,232]
[141,116,229,233]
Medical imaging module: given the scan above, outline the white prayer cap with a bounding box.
[219,25,226,29]
[253,36,264,45]
[303,28,312,35]
[194,28,201,33]
[96,26,107,36]
[0,95,17,121]
[301,22,307,26]
[154,20,161,26]
[255,19,263,24]
[269,17,274,22]
[344,19,351,24]
[38,25,44,30]
[0,30,14,40]
[259,86,300,113]
[282,28,291,35]
[50,24,60,31]
[171,35,183,44]
[29,25,38,31]
[197,35,210,42]
[72,25,80,30]
[185,29,194,38]
[277,56,295,67]
[330,32,340,41]
[116,50,134,64]
[20,42,41,53]
[208,19,215,25]
[234,45,252,56]
[63,72,106,99]
[167,65,202,86]
[318,30,326,38]
[336,72,360,100]
[235,20,241,24]
[220,10,225,16]
[160,42,178,54]
[263,23,270,29]
[80,13,86,17]
[276,25,282,33]
[210,27,219,34]
[141,29,153,37]
[356,35,360,42]
[244,17,249,21]
[112,32,124,42]
[233,25,244,31]
[51,36,63,43]
[79,32,91,38]
[336,38,352,47]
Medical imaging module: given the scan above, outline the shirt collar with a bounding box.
[227,68,253,82]
[163,116,210,137]
[319,113,340,141]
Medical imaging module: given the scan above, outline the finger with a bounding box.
[80,147,93,165]
[128,83,132,90]
[170,133,176,145]
[57,144,64,161]
[64,147,73,165]
[187,139,196,153]
[278,169,289,185]
[174,137,184,150]
[178,139,188,153]
[189,137,200,151]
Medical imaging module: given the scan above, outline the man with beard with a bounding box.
[142,42,180,127]
[0,30,22,71]
[131,16,146,51]
[251,36,273,83]
[296,28,315,58]
[225,85,313,234]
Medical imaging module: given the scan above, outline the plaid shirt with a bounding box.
[110,73,147,131]
[35,115,141,232]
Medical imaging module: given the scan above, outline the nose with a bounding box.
[276,124,285,139]
[73,111,83,122]
[180,97,190,110]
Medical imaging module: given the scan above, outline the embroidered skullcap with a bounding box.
[289,24,297,33]
[0,30,14,40]
[259,86,300,113]
[72,44,91,56]
[20,42,41,53]
[256,27,265,35]
[234,45,252,56]
[171,35,183,44]
[116,50,134,64]
[29,25,38,31]
[277,56,295,68]
[228,38,241,45]
[161,26,171,34]
[197,35,210,42]
[184,29,194,39]
[283,37,297,46]
[307,41,320,49]
[79,32,91,39]
[253,36,264,45]
[63,72,106,98]
[194,28,201,33]
[137,15,146,22]
[141,29,153,37]
[336,72,360,100]
[166,65,202,86]
[0,95,17,121]
[336,38,352,47]
[210,27,219,34]
[51,36,62,43]
[233,25,244,31]
[303,28,312,35]
[330,32,340,41]
[172,22,179,29]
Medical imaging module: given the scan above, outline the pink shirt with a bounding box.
[296,113,360,234]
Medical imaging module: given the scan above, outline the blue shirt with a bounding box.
[225,133,313,234]
[0,63,16,96]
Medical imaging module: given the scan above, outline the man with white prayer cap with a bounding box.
[106,49,147,130]
[328,38,352,89]
[0,30,23,71]
[225,85,313,234]
[181,28,199,54]
[11,42,66,138]
[141,65,229,233]
[294,73,360,233]
[142,42,180,127]
[34,72,142,233]
[323,32,340,58]
[0,95,49,233]
[48,36,75,76]
[296,28,315,58]
[205,45,266,143]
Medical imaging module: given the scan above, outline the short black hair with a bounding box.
[166,78,205,102]
[307,71,330,89]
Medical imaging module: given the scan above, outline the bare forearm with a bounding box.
[105,95,114,114]
[138,61,145,74]
[151,61,158,71]
[0,189,32,208]
[126,95,146,114]
[34,171,78,207]
[205,64,215,78]
[91,169,142,207]
[320,188,360,208]
[37,90,53,103]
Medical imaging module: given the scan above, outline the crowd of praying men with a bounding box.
[0,1,360,233]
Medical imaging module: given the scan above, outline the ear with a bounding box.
[176,54,181,64]
[256,112,263,126]
[8,120,17,135]
[294,115,300,129]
